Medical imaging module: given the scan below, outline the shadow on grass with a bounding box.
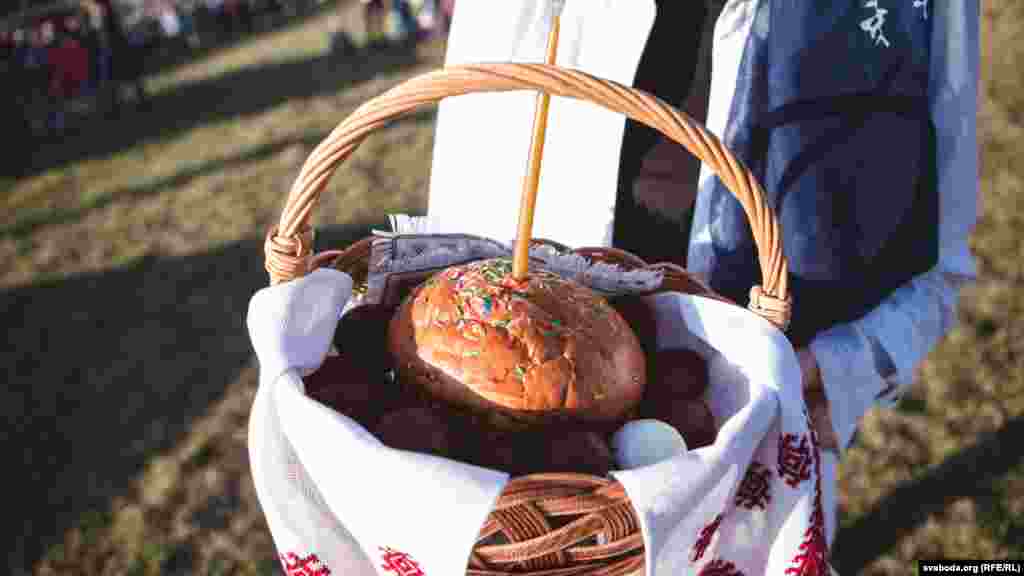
[1,221,378,575]
[140,0,334,80]
[21,36,424,179]
[3,108,434,240]
[4,130,330,239]
[830,415,1024,572]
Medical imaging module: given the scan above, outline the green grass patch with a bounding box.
[898,395,928,415]
[79,509,113,548]
[32,269,71,289]
[14,236,34,257]
[186,442,219,470]
[207,556,229,576]
[977,460,1024,556]
[45,542,66,564]
[126,558,146,576]
[0,176,15,195]
[125,541,172,576]
[255,558,280,576]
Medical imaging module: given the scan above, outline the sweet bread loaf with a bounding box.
[387,258,647,426]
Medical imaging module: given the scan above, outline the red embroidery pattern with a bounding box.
[778,433,813,488]
[699,559,745,576]
[735,461,773,510]
[287,462,303,484]
[280,552,331,576]
[784,420,829,576]
[380,546,426,576]
[691,513,724,562]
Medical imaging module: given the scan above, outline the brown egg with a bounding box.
[445,417,525,473]
[536,428,616,476]
[373,406,451,457]
[333,304,397,372]
[609,295,659,356]
[452,424,615,477]
[303,354,402,429]
[669,399,717,450]
[641,348,710,422]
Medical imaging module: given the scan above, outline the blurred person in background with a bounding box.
[390,0,418,43]
[222,0,254,37]
[0,28,12,63]
[411,0,445,40]
[11,28,33,136]
[437,0,452,33]
[153,0,182,40]
[214,0,236,39]
[199,0,224,42]
[43,17,64,136]
[23,21,55,138]
[177,1,202,48]
[64,14,91,103]
[47,15,92,134]
[265,0,298,19]
[114,6,157,111]
[1,28,32,174]
[361,0,387,47]
[608,0,979,546]
[241,0,256,34]
[148,0,186,59]
[93,0,130,113]
[83,0,115,109]
[78,5,104,103]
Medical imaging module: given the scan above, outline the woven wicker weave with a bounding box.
[264,62,793,576]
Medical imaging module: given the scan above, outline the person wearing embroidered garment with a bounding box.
[614,0,979,546]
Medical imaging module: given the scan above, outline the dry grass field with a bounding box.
[1,2,1017,575]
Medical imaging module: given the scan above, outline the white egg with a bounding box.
[612,419,688,470]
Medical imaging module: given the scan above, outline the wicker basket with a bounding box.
[263,63,793,576]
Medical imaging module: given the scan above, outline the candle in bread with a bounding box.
[512,1,564,281]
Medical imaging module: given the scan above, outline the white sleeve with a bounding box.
[809,0,980,451]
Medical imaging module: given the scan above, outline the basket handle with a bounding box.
[266,63,792,329]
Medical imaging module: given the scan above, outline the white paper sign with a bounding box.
[426,0,657,248]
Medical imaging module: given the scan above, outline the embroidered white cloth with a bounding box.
[247,230,839,576]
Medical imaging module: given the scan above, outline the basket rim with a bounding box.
[322,234,735,305]
[264,62,792,332]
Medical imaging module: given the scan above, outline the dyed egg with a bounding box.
[644,348,709,413]
[373,406,451,457]
[303,354,404,429]
[333,304,397,372]
[676,399,718,450]
[608,295,659,356]
[534,429,616,477]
